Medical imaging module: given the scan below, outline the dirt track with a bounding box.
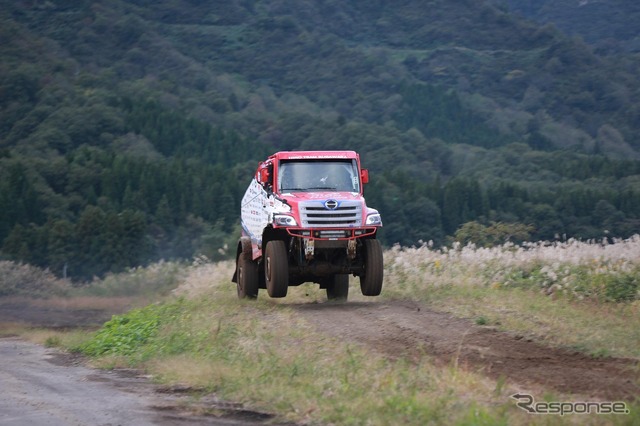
[0,296,638,425]
[295,300,640,401]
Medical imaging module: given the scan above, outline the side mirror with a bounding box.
[259,167,270,184]
[360,169,369,184]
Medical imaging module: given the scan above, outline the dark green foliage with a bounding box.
[454,221,534,247]
[501,0,640,49]
[122,98,264,163]
[0,148,249,278]
[442,178,489,234]
[394,84,510,148]
[0,162,45,236]
[1,0,640,280]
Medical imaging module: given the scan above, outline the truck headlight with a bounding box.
[273,214,298,227]
[366,213,382,226]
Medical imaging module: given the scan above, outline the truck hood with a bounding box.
[279,191,363,201]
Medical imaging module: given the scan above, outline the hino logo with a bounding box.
[324,199,339,210]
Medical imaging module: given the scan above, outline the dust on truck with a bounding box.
[232,150,383,300]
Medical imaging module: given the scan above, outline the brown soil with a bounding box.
[295,299,640,401]
[0,297,119,328]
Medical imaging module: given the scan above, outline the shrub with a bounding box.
[76,261,186,298]
[604,274,638,302]
[79,304,165,356]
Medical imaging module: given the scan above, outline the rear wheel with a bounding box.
[326,274,349,301]
[360,239,383,296]
[265,240,289,298]
[237,253,258,299]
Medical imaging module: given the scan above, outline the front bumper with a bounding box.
[285,227,378,240]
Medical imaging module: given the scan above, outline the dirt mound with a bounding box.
[295,300,640,401]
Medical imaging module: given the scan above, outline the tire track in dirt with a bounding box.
[294,300,640,401]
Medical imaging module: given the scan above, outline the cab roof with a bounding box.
[268,151,359,161]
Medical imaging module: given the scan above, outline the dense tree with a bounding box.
[454,221,534,247]
[1,0,640,279]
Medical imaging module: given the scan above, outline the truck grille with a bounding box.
[299,201,363,227]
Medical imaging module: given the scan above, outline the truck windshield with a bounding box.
[278,160,360,193]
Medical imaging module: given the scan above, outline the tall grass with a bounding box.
[0,261,71,297]
[75,261,186,298]
[0,259,186,302]
[384,236,640,302]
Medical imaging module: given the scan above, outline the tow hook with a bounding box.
[304,239,315,260]
[347,239,356,260]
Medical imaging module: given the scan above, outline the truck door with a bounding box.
[240,163,272,249]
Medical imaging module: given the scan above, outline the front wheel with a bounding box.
[360,239,383,296]
[237,253,259,299]
[265,240,289,298]
[326,274,349,301]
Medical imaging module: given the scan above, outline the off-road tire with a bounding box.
[360,239,383,296]
[237,253,259,299]
[265,240,288,298]
[326,274,349,301]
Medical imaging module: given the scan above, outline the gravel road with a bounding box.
[0,337,273,426]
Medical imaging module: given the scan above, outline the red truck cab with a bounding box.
[232,151,383,300]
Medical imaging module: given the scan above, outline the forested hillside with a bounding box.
[1,0,640,279]
[497,0,640,51]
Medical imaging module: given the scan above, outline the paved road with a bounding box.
[0,337,273,426]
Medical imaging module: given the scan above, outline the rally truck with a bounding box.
[232,150,383,300]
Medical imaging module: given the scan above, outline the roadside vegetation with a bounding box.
[0,259,185,299]
[5,236,635,424]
